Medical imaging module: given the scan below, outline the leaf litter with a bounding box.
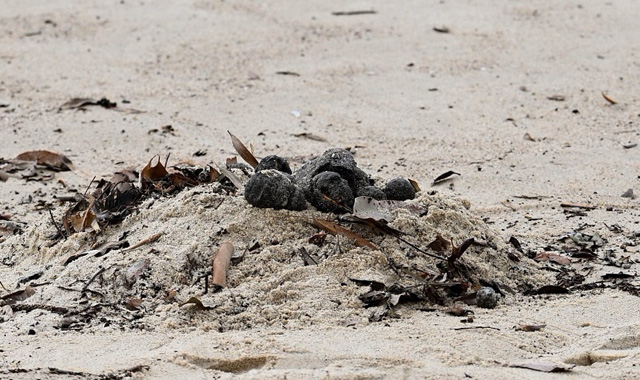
[0,134,598,334]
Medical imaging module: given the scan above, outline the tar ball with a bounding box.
[244,169,306,211]
[255,155,292,174]
[310,171,354,213]
[357,185,386,200]
[384,177,416,201]
[475,287,499,309]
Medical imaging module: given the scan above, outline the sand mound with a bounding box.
[1,182,551,333]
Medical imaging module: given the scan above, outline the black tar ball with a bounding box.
[357,185,386,200]
[244,169,307,211]
[384,178,416,201]
[255,155,292,174]
[310,171,354,213]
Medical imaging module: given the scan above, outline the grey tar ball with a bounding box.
[384,177,416,201]
[475,287,499,309]
[310,171,354,213]
[244,169,307,211]
[357,185,386,200]
[255,155,292,174]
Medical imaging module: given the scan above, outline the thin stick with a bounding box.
[453,326,501,331]
[82,265,106,293]
[212,242,234,288]
[122,232,163,252]
[48,207,66,240]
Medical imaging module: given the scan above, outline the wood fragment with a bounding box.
[212,242,234,288]
[228,131,259,168]
[601,92,617,104]
[332,10,377,16]
[453,326,500,331]
[560,203,596,210]
[292,132,327,142]
[122,232,163,252]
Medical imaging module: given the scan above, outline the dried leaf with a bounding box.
[534,285,569,295]
[602,272,634,280]
[228,131,259,168]
[560,203,596,210]
[59,97,116,110]
[432,170,460,185]
[547,95,566,102]
[15,150,73,171]
[516,323,546,332]
[331,10,377,16]
[428,235,451,252]
[179,296,215,310]
[141,156,168,181]
[125,297,143,310]
[292,132,327,142]
[312,219,377,249]
[601,92,617,105]
[510,362,572,373]
[446,306,472,316]
[70,209,97,233]
[433,26,450,33]
[408,178,421,192]
[534,252,571,265]
[1,285,35,306]
[217,165,244,190]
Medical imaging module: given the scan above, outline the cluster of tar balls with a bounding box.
[244,148,417,212]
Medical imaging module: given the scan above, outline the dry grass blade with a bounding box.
[228,131,259,168]
[602,92,617,105]
[312,219,377,249]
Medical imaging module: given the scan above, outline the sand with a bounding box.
[1,1,639,379]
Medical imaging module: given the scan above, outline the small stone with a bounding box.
[28,328,36,335]
[476,287,499,309]
[384,178,416,201]
[244,169,307,211]
[255,155,292,174]
[357,185,386,200]
[310,171,354,213]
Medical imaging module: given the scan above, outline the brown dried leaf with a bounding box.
[125,297,143,310]
[179,296,215,310]
[228,131,259,168]
[516,323,546,332]
[70,209,97,233]
[602,92,617,105]
[312,219,377,249]
[1,285,35,306]
[15,150,73,171]
[547,95,566,102]
[534,252,571,265]
[408,178,421,192]
[428,235,450,252]
[292,132,327,142]
[141,156,168,181]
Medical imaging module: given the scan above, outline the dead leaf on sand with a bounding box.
[510,361,572,373]
[228,131,259,168]
[312,219,377,249]
[15,150,73,171]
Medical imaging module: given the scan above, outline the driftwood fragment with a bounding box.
[212,242,234,288]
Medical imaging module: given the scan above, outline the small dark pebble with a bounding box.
[357,185,386,200]
[244,169,306,211]
[310,171,354,212]
[28,329,36,335]
[476,287,499,309]
[255,155,292,174]
[384,178,416,201]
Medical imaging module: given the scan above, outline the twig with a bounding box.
[81,266,107,293]
[453,326,500,331]
[48,207,66,240]
[122,232,162,252]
